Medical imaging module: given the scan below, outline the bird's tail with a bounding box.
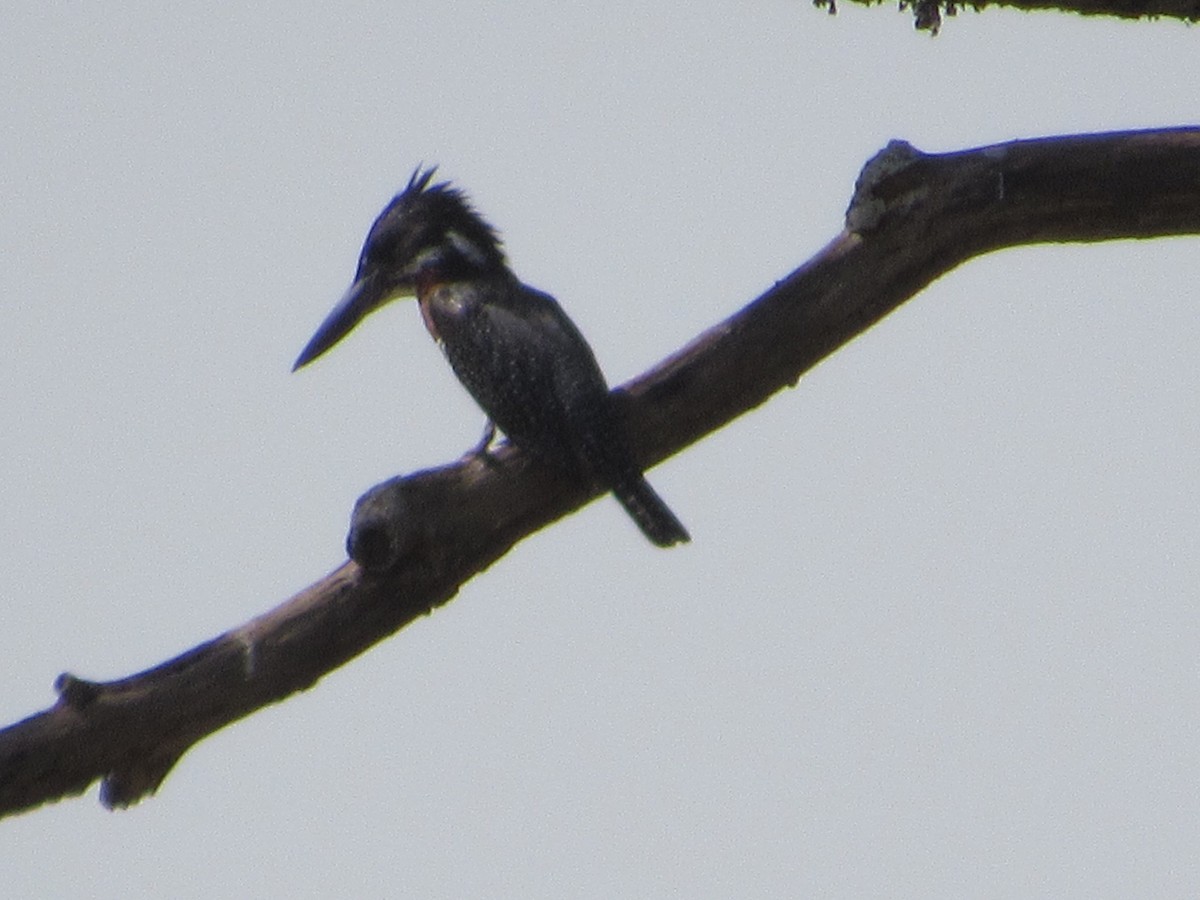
[611,473,690,548]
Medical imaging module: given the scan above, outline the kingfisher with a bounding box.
[293,168,689,547]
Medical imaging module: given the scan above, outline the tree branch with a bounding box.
[2,127,1198,819]
[819,0,1200,33]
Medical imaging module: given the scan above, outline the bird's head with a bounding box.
[293,166,504,370]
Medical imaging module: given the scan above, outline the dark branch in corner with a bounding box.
[2,127,1199,819]
[815,0,1200,33]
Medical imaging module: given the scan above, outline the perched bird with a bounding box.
[294,168,689,547]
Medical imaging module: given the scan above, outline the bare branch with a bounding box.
[2,127,1198,819]
[819,0,1200,33]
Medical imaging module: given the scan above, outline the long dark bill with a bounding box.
[293,274,389,371]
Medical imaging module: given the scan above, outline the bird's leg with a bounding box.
[469,419,498,459]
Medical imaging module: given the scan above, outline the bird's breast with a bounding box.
[417,282,475,345]
[417,294,441,343]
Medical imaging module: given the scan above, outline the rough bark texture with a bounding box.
[2,127,1199,819]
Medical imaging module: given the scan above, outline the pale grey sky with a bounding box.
[4,4,1199,897]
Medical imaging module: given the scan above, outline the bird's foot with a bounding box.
[464,420,501,466]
